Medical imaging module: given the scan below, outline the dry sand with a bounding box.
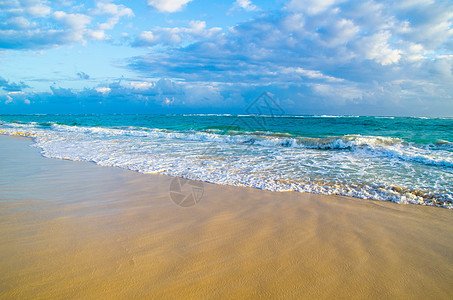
[0,135,452,299]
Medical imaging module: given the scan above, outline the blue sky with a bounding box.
[0,0,452,116]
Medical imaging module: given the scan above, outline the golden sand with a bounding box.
[1,135,452,299]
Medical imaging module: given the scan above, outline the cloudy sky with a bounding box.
[0,0,452,116]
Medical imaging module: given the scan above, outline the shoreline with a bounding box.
[1,134,453,298]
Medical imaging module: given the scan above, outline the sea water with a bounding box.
[1,114,452,208]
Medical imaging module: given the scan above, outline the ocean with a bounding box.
[1,114,452,208]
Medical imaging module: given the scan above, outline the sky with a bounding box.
[0,0,453,116]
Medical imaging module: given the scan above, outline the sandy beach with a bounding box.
[1,134,453,299]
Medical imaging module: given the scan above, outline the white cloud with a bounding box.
[324,18,359,47]
[134,20,221,47]
[396,0,435,9]
[93,1,134,30]
[86,29,105,40]
[0,0,51,17]
[0,0,135,48]
[4,16,31,29]
[96,87,111,94]
[4,91,30,105]
[281,12,304,33]
[405,43,428,62]
[358,31,402,65]
[147,0,193,13]
[53,11,91,43]
[312,83,365,104]
[24,1,51,17]
[89,1,134,40]
[233,0,258,12]
[0,0,19,8]
[93,2,133,17]
[5,95,13,104]
[129,81,156,90]
[137,31,157,44]
[286,0,342,15]
[53,11,90,30]
[280,67,344,82]
[430,56,453,79]
[183,83,223,106]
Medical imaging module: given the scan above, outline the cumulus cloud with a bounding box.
[357,31,402,65]
[0,0,134,49]
[133,20,221,47]
[286,0,343,15]
[147,0,192,13]
[0,77,246,113]
[25,1,51,17]
[95,86,111,94]
[52,10,91,43]
[280,67,344,82]
[89,1,134,40]
[232,0,259,12]
[2,91,30,105]
[0,0,52,17]
[126,0,453,115]
[76,72,90,80]
[2,16,32,29]
[0,76,29,92]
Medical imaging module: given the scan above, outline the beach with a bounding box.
[1,134,453,298]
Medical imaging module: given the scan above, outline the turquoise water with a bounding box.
[1,114,452,143]
[1,114,452,208]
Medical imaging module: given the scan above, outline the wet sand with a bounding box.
[1,135,452,299]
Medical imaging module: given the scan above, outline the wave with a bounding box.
[182,114,233,117]
[3,122,453,168]
[1,120,452,208]
[314,115,360,118]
